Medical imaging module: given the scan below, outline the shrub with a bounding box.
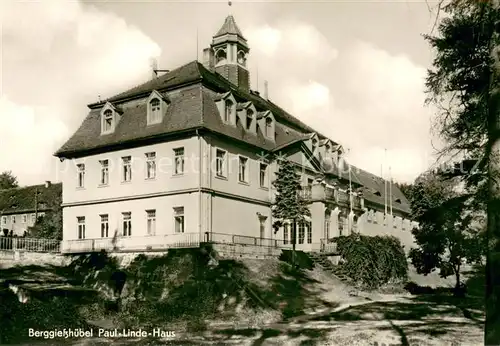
[336,234,408,289]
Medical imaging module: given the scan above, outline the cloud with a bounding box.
[0,0,160,185]
[245,20,434,183]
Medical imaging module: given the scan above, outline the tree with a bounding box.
[27,192,62,240]
[408,171,484,295]
[271,158,311,268]
[394,182,414,201]
[424,1,500,342]
[0,171,18,190]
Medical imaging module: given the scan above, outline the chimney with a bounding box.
[44,181,51,188]
[150,58,158,80]
[263,80,269,100]
[202,47,215,71]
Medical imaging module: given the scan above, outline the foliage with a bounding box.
[394,182,413,201]
[0,171,18,190]
[27,189,62,240]
[271,158,310,230]
[408,170,484,291]
[425,1,494,158]
[336,234,408,289]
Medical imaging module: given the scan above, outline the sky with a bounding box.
[0,0,443,186]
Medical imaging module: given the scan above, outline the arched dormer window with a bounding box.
[246,109,253,130]
[147,91,168,125]
[149,98,161,124]
[265,117,273,137]
[215,49,227,65]
[224,99,233,122]
[100,104,119,135]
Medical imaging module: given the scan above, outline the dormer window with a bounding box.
[246,109,253,130]
[374,191,381,196]
[224,99,233,122]
[147,91,167,125]
[102,109,113,133]
[395,198,402,204]
[312,139,318,153]
[149,98,161,124]
[265,117,272,137]
[325,144,331,154]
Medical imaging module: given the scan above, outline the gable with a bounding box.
[283,144,321,173]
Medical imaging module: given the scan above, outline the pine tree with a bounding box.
[271,158,311,268]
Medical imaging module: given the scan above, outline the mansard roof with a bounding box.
[55,60,411,214]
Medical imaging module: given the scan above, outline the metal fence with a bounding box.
[0,236,61,253]
[204,232,339,254]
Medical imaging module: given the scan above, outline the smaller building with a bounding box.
[0,181,61,236]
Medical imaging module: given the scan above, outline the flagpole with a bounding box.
[384,149,387,215]
[389,166,393,216]
[348,149,352,215]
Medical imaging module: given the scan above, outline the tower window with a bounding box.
[237,51,246,66]
[215,49,227,65]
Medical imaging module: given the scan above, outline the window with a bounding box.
[31,214,36,223]
[259,163,268,188]
[122,156,132,182]
[238,156,249,183]
[147,210,156,235]
[216,49,227,65]
[237,51,246,66]
[265,117,273,137]
[216,149,227,177]
[122,212,132,236]
[149,98,161,124]
[174,207,184,233]
[22,215,27,223]
[100,214,109,238]
[298,222,305,244]
[246,109,253,130]
[77,216,85,239]
[12,216,16,224]
[339,215,345,236]
[102,109,113,133]
[325,220,330,239]
[224,99,233,122]
[311,139,317,153]
[259,218,266,239]
[1,216,6,224]
[100,159,109,185]
[325,144,331,154]
[174,147,185,175]
[145,152,156,179]
[77,164,85,188]
[307,222,312,244]
[283,224,289,245]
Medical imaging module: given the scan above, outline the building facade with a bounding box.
[55,16,416,254]
[0,182,60,237]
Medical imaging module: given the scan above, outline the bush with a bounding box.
[336,234,408,289]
